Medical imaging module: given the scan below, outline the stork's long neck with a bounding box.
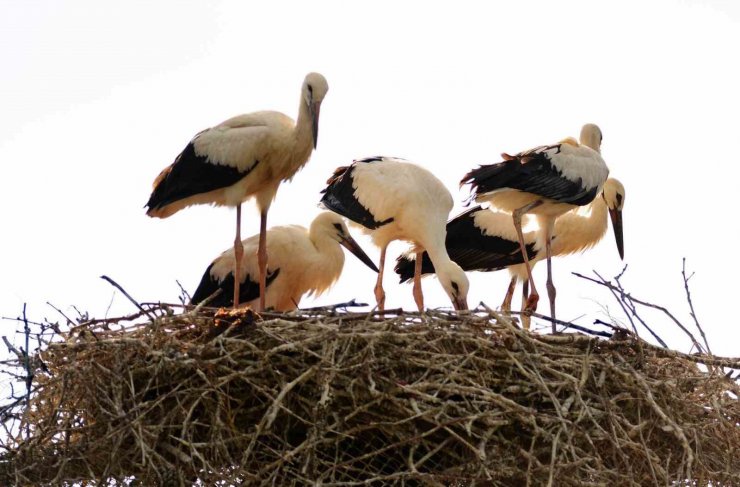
[307,232,345,291]
[580,132,601,153]
[293,97,315,155]
[548,196,608,256]
[424,233,455,271]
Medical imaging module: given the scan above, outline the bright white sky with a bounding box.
[1,0,738,357]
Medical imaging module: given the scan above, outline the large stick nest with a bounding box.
[1,306,739,486]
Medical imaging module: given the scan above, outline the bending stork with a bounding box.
[191,212,378,310]
[320,156,469,312]
[460,124,609,331]
[146,72,329,310]
[396,178,625,328]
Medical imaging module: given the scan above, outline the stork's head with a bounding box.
[302,72,329,149]
[311,212,378,272]
[579,123,603,153]
[435,261,470,312]
[601,178,625,259]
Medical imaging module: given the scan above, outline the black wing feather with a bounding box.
[394,206,537,282]
[190,263,280,308]
[320,160,393,230]
[145,141,258,211]
[461,147,597,206]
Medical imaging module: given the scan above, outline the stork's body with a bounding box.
[320,157,469,312]
[396,178,625,328]
[461,124,609,331]
[146,73,329,310]
[191,212,378,310]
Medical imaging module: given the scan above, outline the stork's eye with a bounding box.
[333,223,343,232]
[451,281,459,294]
[307,85,313,94]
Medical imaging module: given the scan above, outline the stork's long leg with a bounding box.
[233,204,244,308]
[374,245,388,312]
[521,280,531,330]
[257,209,268,312]
[412,251,424,313]
[544,223,557,333]
[501,275,517,314]
[512,200,543,315]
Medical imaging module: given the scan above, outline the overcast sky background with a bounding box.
[1,0,739,358]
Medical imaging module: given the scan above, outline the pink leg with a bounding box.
[257,209,268,312]
[233,204,243,308]
[521,280,531,330]
[544,224,557,333]
[374,245,388,311]
[512,201,543,315]
[501,275,517,314]
[412,251,424,312]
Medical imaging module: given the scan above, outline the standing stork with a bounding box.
[396,178,625,328]
[190,212,378,310]
[460,124,609,331]
[320,156,469,312]
[145,72,329,310]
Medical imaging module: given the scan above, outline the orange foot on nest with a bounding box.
[207,307,262,339]
[523,293,539,316]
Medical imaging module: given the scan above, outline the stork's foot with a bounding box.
[523,293,539,316]
[521,314,531,331]
[374,289,386,312]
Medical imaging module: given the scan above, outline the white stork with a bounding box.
[145,72,329,311]
[320,156,469,312]
[460,124,610,331]
[396,178,625,329]
[190,212,378,310]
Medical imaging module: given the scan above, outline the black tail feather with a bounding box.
[191,264,281,308]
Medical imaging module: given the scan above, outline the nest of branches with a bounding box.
[1,303,739,486]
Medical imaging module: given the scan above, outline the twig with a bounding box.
[43,303,68,333]
[682,258,711,355]
[175,279,192,306]
[22,304,32,439]
[300,299,369,311]
[512,311,613,338]
[574,271,680,350]
[99,275,155,320]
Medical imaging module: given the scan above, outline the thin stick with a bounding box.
[510,311,612,338]
[681,258,711,355]
[100,275,155,320]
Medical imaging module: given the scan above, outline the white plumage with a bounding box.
[146,72,329,310]
[320,157,469,312]
[461,124,610,331]
[191,212,378,311]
